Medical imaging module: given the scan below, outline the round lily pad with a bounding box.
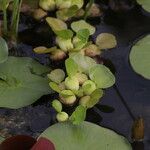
[129,35,150,79]
[40,121,132,150]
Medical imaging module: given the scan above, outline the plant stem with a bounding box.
[83,0,94,20]
[2,0,8,36]
[11,0,22,40]
[113,84,135,121]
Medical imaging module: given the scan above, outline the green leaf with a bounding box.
[40,121,132,150]
[46,17,67,33]
[55,29,74,40]
[96,33,117,49]
[0,57,52,109]
[56,5,79,20]
[52,99,62,113]
[89,64,115,88]
[47,69,65,84]
[0,37,8,64]
[76,29,90,43]
[137,0,150,12]
[49,82,61,93]
[33,46,57,54]
[129,35,150,79]
[71,0,84,9]
[65,58,78,77]
[71,20,95,35]
[60,90,74,97]
[70,53,97,74]
[87,89,103,108]
[70,105,86,125]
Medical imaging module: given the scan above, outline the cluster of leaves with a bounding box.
[37,0,101,21]
[32,1,117,126]
[47,53,115,124]
[34,17,117,60]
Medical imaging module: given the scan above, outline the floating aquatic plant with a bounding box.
[48,54,115,124]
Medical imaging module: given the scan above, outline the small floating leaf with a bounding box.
[65,58,78,77]
[89,64,115,88]
[70,53,97,73]
[46,17,67,32]
[70,105,86,125]
[48,69,65,84]
[137,0,150,12]
[76,29,90,43]
[52,99,62,113]
[40,122,132,150]
[96,33,117,49]
[33,46,57,54]
[0,57,52,109]
[55,29,73,40]
[71,0,84,9]
[86,89,103,108]
[49,82,61,93]
[56,5,79,21]
[71,20,95,35]
[0,37,8,63]
[129,35,150,79]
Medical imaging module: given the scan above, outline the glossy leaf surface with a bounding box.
[40,122,132,150]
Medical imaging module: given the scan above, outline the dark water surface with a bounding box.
[0,4,150,150]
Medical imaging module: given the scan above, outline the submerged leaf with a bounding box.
[40,121,132,150]
[96,33,117,49]
[70,105,86,125]
[71,20,95,35]
[0,57,52,109]
[129,35,150,79]
[0,37,8,63]
[89,64,115,88]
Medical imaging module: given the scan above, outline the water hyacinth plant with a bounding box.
[47,53,115,124]
[34,17,117,60]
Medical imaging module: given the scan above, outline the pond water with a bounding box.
[0,4,150,150]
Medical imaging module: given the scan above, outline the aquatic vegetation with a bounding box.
[0,57,52,108]
[48,54,115,124]
[0,0,22,40]
[137,0,150,12]
[34,17,117,59]
[130,35,150,79]
[39,121,132,150]
[0,37,8,63]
